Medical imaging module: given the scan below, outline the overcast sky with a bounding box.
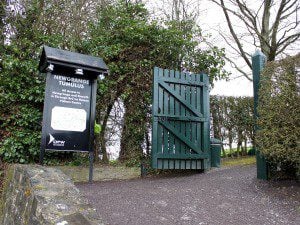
[198,0,254,96]
[145,0,264,97]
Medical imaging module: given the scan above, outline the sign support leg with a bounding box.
[89,151,94,183]
[39,149,45,165]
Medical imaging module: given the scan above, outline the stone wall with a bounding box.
[1,164,104,225]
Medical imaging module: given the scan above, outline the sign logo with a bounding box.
[48,134,65,147]
[48,134,55,144]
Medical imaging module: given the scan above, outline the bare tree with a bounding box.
[211,0,300,80]
[145,0,202,21]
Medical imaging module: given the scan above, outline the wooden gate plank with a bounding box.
[169,70,175,154]
[196,74,201,148]
[181,71,187,155]
[202,73,210,164]
[155,115,206,122]
[185,72,192,155]
[158,77,204,86]
[159,120,201,154]
[174,70,181,156]
[155,153,208,159]
[163,69,169,154]
[151,67,159,168]
[158,68,164,154]
[191,73,197,152]
[159,81,202,118]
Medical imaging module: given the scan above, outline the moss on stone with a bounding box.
[0,165,13,222]
[34,184,46,190]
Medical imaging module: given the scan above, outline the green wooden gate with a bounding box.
[151,67,210,170]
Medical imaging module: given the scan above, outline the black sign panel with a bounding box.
[42,73,92,151]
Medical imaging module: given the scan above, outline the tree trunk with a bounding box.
[94,134,100,162]
[145,129,150,157]
[98,103,113,164]
[260,0,271,58]
[221,144,226,158]
[236,131,243,158]
[236,143,241,158]
[229,142,233,158]
[228,130,233,158]
[119,99,147,162]
[243,139,248,156]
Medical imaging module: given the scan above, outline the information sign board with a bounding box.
[38,46,108,182]
[43,73,93,151]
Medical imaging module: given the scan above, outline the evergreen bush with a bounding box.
[257,54,300,176]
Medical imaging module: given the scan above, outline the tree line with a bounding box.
[210,95,254,157]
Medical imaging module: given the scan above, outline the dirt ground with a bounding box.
[76,165,300,225]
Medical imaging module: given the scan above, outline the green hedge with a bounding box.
[257,54,300,173]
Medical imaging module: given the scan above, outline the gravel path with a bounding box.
[76,165,300,225]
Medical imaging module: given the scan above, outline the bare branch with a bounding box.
[224,55,253,81]
[281,0,298,15]
[236,0,256,26]
[277,20,299,44]
[280,7,299,21]
[277,32,300,54]
[215,0,252,69]
[270,0,288,55]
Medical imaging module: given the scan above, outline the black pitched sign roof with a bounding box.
[38,45,108,74]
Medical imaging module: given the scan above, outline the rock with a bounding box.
[1,164,104,225]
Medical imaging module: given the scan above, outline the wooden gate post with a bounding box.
[252,50,268,180]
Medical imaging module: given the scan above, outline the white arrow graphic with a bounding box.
[48,134,55,145]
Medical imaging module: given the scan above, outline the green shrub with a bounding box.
[257,54,300,174]
[125,157,141,167]
[109,160,120,167]
[67,153,89,166]
[0,2,70,164]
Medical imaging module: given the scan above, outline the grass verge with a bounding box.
[55,164,140,183]
[222,156,256,167]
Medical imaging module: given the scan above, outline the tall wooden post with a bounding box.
[252,50,268,180]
